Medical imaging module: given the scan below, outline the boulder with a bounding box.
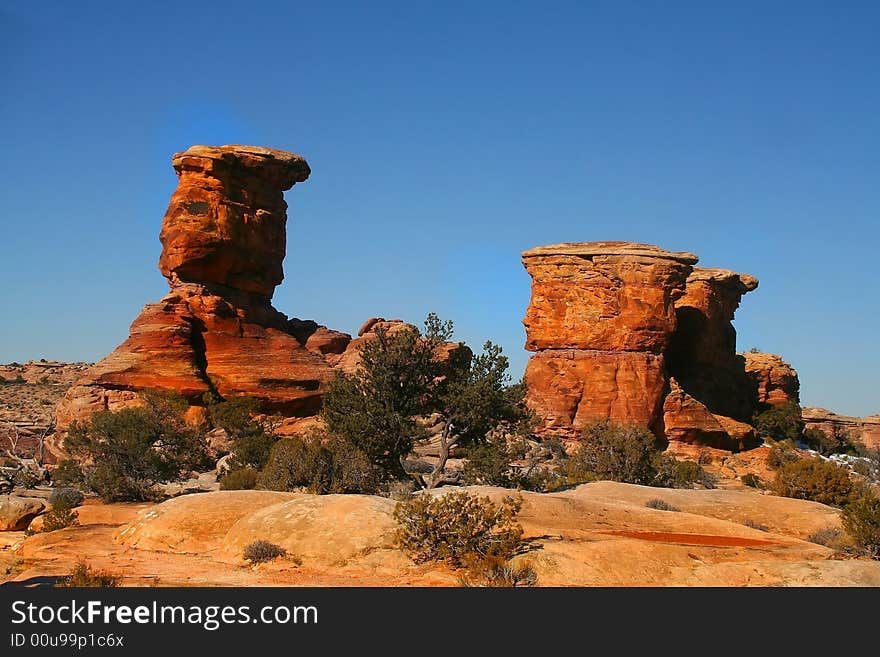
[0,495,46,531]
[743,352,800,407]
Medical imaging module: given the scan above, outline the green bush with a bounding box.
[461,440,519,488]
[51,459,85,488]
[66,390,211,502]
[258,432,379,494]
[219,467,258,491]
[56,560,119,587]
[41,500,79,532]
[753,401,803,442]
[566,422,659,485]
[395,491,524,566]
[206,395,279,471]
[841,493,880,559]
[767,440,800,470]
[802,426,859,456]
[741,473,762,488]
[13,469,41,489]
[243,540,287,564]
[652,454,714,489]
[773,457,859,507]
[49,487,84,508]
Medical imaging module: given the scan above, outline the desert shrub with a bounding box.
[49,487,84,508]
[258,431,379,494]
[219,467,258,491]
[808,527,844,547]
[395,491,524,566]
[802,426,859,456]
[773,457,859,507]
[645,498,678,511]
[742,519,769,532]
[243,540,287,564]
[767,440,800,470]
[13,469,41,489]
[741,473,762,488]
[41,500,79,532]
[51,459,85,488]
[322,314,531,486]
[652,454,714,489]
[56,560,120,587]
[753,402,803,442]
[460,555,537,587]
[205,395,279,471]
[66,390,210,502]
[461,440,518,488]
[566,421,658,485]
[841,493,880,559]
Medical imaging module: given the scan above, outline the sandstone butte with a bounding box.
[522,241,799,449]
[51,146,461,456]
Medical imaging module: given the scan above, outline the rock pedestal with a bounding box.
[522,242,697,438]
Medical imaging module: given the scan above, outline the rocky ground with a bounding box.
[3,482,879,587]
[0,361,90,458]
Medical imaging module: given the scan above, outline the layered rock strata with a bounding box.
[522,242,697,438]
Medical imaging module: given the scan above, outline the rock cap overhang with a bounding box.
[522,241,699,265]
[687,267,759,293]
[171,144,311,189]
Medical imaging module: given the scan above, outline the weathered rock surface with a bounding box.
[666,268,759,421]
[5,484,868,587]
[522,242,696,439]
[522,242,697,353]
[158,145,310,299]
[52,146,346,449]
[0,495,46,531]
[662,379,757,450]
[802,407,880,451]
[743,352,800,407]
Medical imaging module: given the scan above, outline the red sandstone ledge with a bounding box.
[522,241,699,264]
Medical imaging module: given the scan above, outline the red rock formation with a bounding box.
[663,379,758,450]
[666,268,759,420]
[742,352,800,408]
[802,407,880,451]
[522,242,697,438]
[54,145,344,445]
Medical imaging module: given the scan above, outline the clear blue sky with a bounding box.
[1,1,877,416]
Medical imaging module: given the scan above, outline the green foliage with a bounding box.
[773,457,859,507]
[767,440,800,470]
[49,487,84,508]
[753,401,804,442]
[243,540,287,564]
[645,498,678,511]
[56,560,120,587]
[841,493,880,559]
[219,467,258,490]
[461,440,519,488]
[802,426,859,456]
[395,491,524,566]
[565,422,659,485]
[652,454,714,489]
[205,395,278,470]
[51,459,85,489]
[322,313,530,482]
[257,431,379,494]
[13,469,41,489]
[41,499,79,532]
[66,390,210,502]
[741,473,762,488]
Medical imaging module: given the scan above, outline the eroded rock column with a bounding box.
[522,242,697,439]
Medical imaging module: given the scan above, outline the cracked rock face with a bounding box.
[522,242,696,439]
[51,146,344,455]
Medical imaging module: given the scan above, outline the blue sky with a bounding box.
[1,1,877,416]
